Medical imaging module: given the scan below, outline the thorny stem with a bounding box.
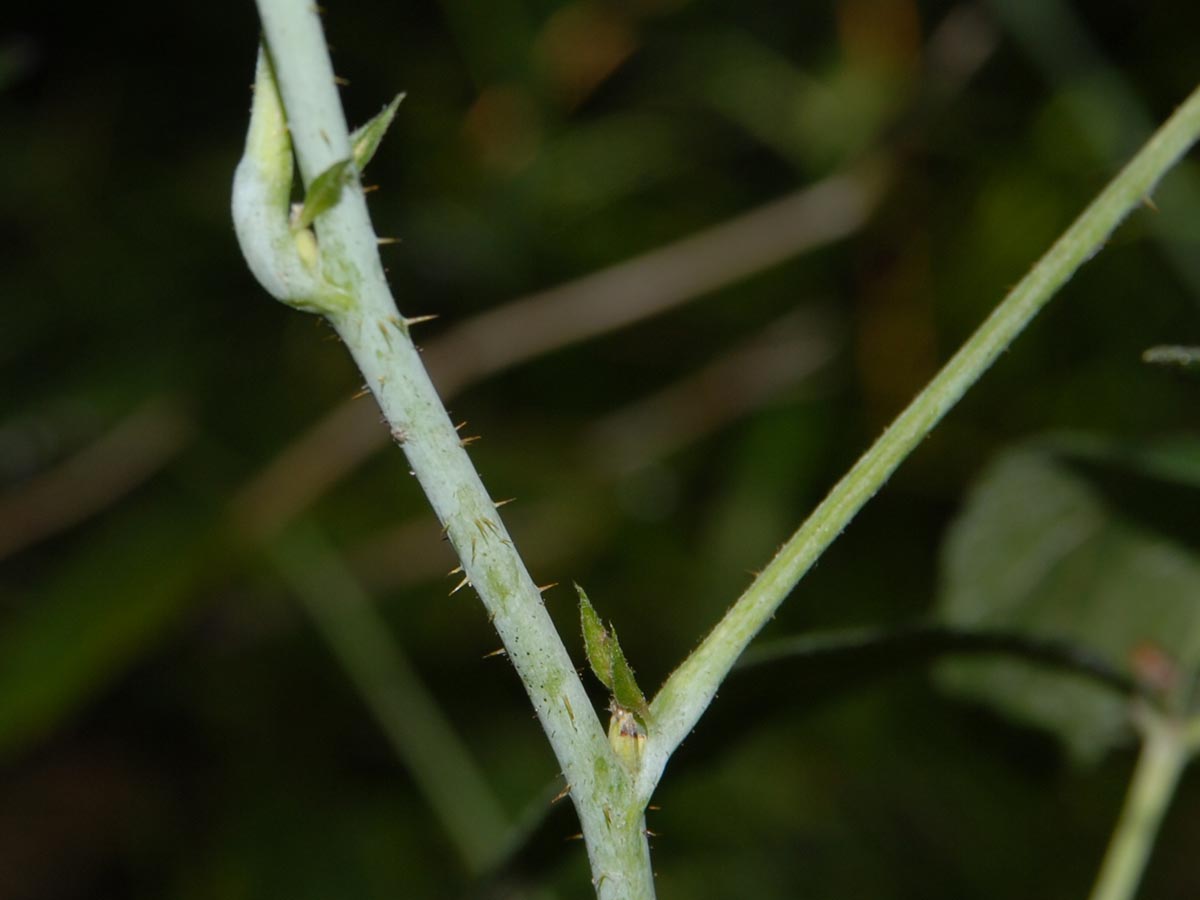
[640,82,1200,803]
[236,2,1200,892]
[239,2,652,897]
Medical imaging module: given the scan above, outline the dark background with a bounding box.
[3,1,1200,897]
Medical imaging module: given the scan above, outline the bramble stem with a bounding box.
[241,2,653,896]
[640,82,1200,802]
[237,2,1200,892]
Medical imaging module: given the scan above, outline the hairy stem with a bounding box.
[244,2,652,896]
[641,82,1200,802]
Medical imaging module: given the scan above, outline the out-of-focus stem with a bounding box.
[269,520,510,874]
[1088,707,1191,900]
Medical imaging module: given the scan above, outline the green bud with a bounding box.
[608,705,646,773]
[294,227,319,274]
[610,634,650,727]
[577,583,651,728]
[578,584,614,691]
[231,46,350,316]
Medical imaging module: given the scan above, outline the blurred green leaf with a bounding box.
[505,113,690,220]
[0,36,36,94]
[0,501,215,759]
[1042,432,1200,492]
[678,31,817,165]
[936,442,1200,764]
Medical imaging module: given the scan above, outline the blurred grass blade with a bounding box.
[268,520,511,875]
[0,502,215,759]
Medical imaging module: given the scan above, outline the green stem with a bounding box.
[244,2,652,896]
[1088,707,1191,900]
[641,82,1200,802]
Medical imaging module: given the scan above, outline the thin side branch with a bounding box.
[639,82,1200,803]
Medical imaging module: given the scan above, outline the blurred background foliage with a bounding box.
[3,0,1200,897]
